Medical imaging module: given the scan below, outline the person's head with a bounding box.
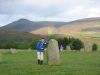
[40,38,45,42]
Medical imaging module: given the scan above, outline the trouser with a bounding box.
[37,52,43,60]
[37,52,44,64]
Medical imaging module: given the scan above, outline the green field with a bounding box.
[0,50,100,75]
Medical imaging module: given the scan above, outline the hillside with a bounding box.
[1,17,100,34]
[0,28,44,42]
[1,19,66,32]
[58,17,100,33]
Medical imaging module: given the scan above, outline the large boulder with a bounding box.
[47,39,60,65]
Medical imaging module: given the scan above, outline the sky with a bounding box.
[0,0,100,27]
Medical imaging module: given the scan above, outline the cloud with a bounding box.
[57,5,84,18]
[87,8,100,17]
[0,0,100,26]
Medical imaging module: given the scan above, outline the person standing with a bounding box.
[36,38,47,65]
[60,45,64,52]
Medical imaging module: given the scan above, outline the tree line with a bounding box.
[57,37,98,51]
[0,36,98,51]
[0,39,39,49]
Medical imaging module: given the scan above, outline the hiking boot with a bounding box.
[37,60,40,64]
[40,60,43,65]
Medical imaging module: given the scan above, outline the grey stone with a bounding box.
[80,48,85,52]
[28,48,31,52]
[66,46,71,51]
[47,39,60,65]
[84,44,92,52]
[0,53,2,63]
[10,48,17,54]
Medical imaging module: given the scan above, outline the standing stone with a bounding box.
[10,48,16,54]
[84,44,92,52]
[67,46,71,51]
[47,39,60,65]
[0,53,2,63]
[28,48,31,52]
[80,48,85,52]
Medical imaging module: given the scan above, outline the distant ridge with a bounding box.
[1,17,100,34]
[1,18,67,32]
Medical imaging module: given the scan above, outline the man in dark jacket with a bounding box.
[36,38,47,65]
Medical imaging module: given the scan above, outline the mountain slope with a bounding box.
[2,19,67,32]
[0,28,44,42]
[1,17,100,34]
[31,17,100,34]
[2,19,45,32]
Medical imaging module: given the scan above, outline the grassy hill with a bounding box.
[0,28,44,42]
[58,17,100,34]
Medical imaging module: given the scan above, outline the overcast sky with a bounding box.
[0,0,100,26]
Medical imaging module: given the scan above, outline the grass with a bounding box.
[0,50,100,75]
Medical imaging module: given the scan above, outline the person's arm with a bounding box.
[43,41,48,45]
